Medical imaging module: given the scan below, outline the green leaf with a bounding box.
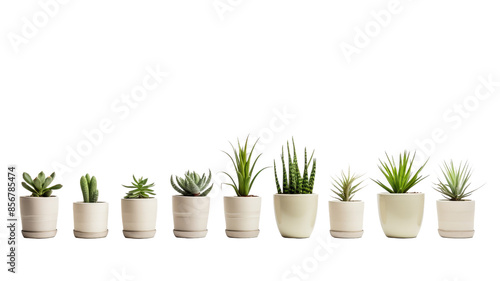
[22,182,37,195]
[38,172,46,186]
[48,184,63,190]
[33,177,42,191]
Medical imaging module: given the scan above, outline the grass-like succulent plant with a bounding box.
[274,138,316,194]
[222,136,269,196]
[80,174,98,203]
[171,170,213,196]
[331,168,364,201]
[372,151,428,193]
[433,161,482,201]
[21,171,62,197]
[123,175,156,199]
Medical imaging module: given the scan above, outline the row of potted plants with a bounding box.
[19,138,483,240]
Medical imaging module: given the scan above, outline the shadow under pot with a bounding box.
[121,198,157,239]
[274,194,318,238]
[329,200,364,238]
[377,192,424,238]
[436,199,475,238]
[172,195,210,238]
[224,196,261,238]
[73,202,109,238]
[20,196,59,239]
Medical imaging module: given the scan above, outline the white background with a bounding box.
[1,0,500,281]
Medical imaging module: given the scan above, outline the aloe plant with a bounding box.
[372,151,428,193]
[123,175,156,199]
[80,174,98,203]
[434,161,482,201]
[21,171,63,197]
[274,138,316,194]
[171,170,213,196]
[331,168,364,201]
[222,136,269,196]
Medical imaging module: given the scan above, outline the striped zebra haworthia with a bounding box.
[274,138,316,194]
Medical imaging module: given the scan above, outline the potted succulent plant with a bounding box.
[73,174,108,238]
[20,171,63,238]
[273,139,317,238]
[221,136,269,238]
[372,151,428,238]
[434,161,482,238]
[329,168,365,238]
[170,170,213,238]
[121,175,157,239]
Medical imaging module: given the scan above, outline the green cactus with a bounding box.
[274,138,316,194]
[80,174,99,203]
[171,170,213,196]
[21,171,63,197]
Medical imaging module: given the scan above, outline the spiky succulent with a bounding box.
[274,138,316,194]
[171,170,213,196]
[21,171,63,197]
[372,151,428,193]
[433,161,482,201]
[123,175,156,199]
[80,174,98,203]
[222,136,269,196]
[331,168,364,201]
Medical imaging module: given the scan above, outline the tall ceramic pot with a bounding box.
[436,199,475,238]
[329,200,364,238]
[377,193,424,238]
[274,194,318,238]
[172,195,210,238]
[73,202,109,238]
[224,196,261,238]
[20,196,59,239]
[121,198,157,239]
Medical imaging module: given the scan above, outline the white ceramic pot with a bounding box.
[172,195,210,238]
[377,192,425,238]
[436,199,475,238]
[73,202,109,238]
[121,198,157,239]
[329,200,364,238]
[20,196,59,239]
[274,194,318,238]
[223,196,261,238]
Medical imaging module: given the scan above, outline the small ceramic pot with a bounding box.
[329,200,364,238]
[20,196,59,239]
[172,195,210,238]
[73,202,109,238]
[436,199,475,238]
[377,192,425,238]
[121,198,157,239]
[223,196,261,238]
[274,194,318,238]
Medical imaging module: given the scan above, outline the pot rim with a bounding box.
[274,193,318,197]
[73,201,108,204]
[223,195,260,198]
[377,192,424,196]
[20,195,57,199]
[329,200,363,203]
[436,199,474,202]
[172,195,210,199]
[121,197,156,200]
